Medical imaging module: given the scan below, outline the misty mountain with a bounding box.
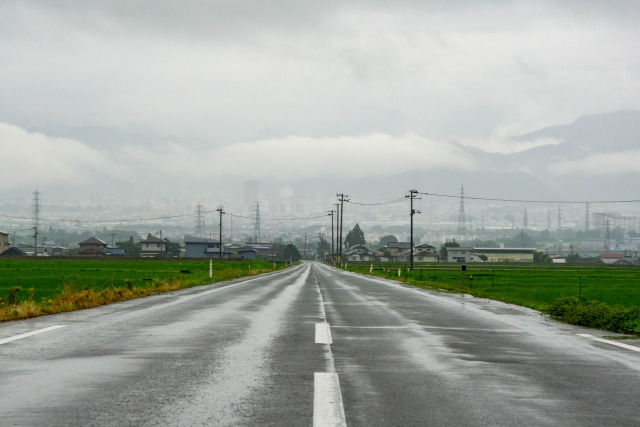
[4,110,639,202]
[295,110,640,201]
[22,123,211,151]
[513,110,640,153]
[456,110,640,172]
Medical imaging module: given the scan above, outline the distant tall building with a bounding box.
[244,181,259,205]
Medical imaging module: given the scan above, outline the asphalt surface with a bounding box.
[1,262,639,426]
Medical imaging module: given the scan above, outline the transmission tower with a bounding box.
[194,203,204,236]
[457,184,466,235]
[604,219,611,253]
[32,190,41,230]
[585,202,590,231]
[523,208,528,230]
[557,206,562,238]
[547,210,551,232]
[253,202,261,242]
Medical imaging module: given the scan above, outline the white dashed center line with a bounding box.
[315,323,333,344]
[314,372,347,427]
[314,273,346,427]
[0,325,67,345]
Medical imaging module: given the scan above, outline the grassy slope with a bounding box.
[343,263,640,332]
[0,258,283,322]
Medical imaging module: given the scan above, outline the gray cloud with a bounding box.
[0,1,639,160]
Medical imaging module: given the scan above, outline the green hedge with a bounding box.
[548,295,640,333]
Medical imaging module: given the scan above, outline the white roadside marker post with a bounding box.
[209,259,212,278]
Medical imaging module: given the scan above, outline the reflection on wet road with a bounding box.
[1,262,639,426]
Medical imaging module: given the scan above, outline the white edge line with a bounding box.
[578,334,640,352]
[0,325,67,345]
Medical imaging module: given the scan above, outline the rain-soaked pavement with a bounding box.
[1,262,639,426]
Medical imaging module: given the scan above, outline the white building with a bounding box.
[141,236,166,257]
[0,231,9,254]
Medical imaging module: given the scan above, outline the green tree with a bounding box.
[565,253,581,263]
[163,239,182,257]
[116,236,142,257]
[378,235,398,248]
[534,251,552,263]
[316,236,330,260]
[440,239,460,259]
[282,244,302,262]
[344,223,366,248]
[500,232,537,248]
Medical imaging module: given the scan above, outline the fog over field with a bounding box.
[1,1,639,201]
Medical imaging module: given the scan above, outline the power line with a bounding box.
[0,196,30,203]
[225,213,329,221]
[0,210,216,223]
[346,198,405,206]
[420,192,640,204]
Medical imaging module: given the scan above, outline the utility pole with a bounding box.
[336,194,349,261]
[334,203,340,260]
[110,233,116,247]
[216,206,225,259]
[605,219,611,253]
[523,208,528,230]
[328,210,335,262]
[157,230,163,257]
[32,190,40,230]
[32,190,40,256]
[547,210,551,232]
[406,190,420,270]
[304,233,307,260]
[32,226,38,257]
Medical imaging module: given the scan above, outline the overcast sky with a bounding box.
[1,1,639,194]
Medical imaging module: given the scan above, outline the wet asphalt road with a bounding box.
[1,261,639,426]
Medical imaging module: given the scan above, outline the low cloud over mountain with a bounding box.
[2,110,638,201]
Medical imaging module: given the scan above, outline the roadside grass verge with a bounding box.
[340,263,640,334]
[0,259,284,322]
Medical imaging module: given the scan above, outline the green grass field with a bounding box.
[0,258,277,302]
[346,263,640,311]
